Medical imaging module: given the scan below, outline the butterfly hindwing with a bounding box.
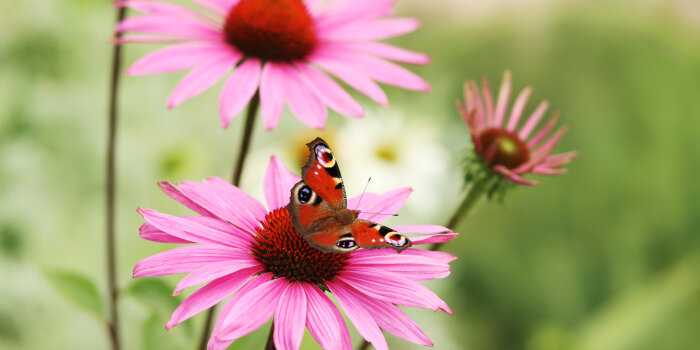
[287,181,335,234]
[349,220,412,252]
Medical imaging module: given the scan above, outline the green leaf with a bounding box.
[142,313,185,350]
[127,279,180,317]
[43,268,105,318]
[127,278,192,335]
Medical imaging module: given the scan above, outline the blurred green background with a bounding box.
[1,0,699,349]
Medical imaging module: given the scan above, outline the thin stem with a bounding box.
[105,6,126,350]
[231,92,260,185]
[356,340,371,350]
[264,324,276,350]
[429,178,489,251]
[197,92,260,350]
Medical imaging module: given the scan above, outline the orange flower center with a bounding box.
[252,208,349,284]
[478,128,530,169]
[223,0,317,62]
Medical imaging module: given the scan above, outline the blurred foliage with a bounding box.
[1,0,699,349]
[43,268,105,319]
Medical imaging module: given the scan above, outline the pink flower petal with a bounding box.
[173,260,262,296]
[304,284,352,350]
[166,267,259,329]
[408,232,460,245]
[320,18,421,41]
[526,112,559,148]
[338,270,451,313]
[201,177,268,219]
[348,253,452,281]
[274,283,307,350]
[326,280,388,350]
[294,63,364,118]
[315,0,395,30]
[465,81,486,132]
[353,247,457,265]
[209,273,274,350]
[216,278,288,341]
[113,35,187,44]
[532,166,568,175]
[311,58,388,106]
[137,208,247,247]
[177,177,266,231]
[326,53,430,92]
[482,77,496,126]
[139,221,191,243]
[219,58,261,128]
[115,15,221,40]
[493,165,539,186]
[506,87,533,132]
[347,187,412,223]
[518,100,550,139]
[260,63,286,130]
[157,181,213,217]
[538,151,579,168]
[127,43,233,76]
[493,70,512,127]
[191,0,231,16]
[140,213,253,247]
[394,225,453,235]
[263,156,301,210]
[530,126,569,159]
[117,1,216,22]
[333,281,433,346]
[281,66,328,129]
[133,245,245,278]
[167,54,240,108]
[331,42,430,65]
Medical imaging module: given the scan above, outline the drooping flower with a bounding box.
[458,71,577,193]
[134,156,456,350]
[116,0,431,129]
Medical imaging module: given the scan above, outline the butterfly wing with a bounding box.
[300,137,346,209]
[302,219,411,253]
[287,137,411,254]
[287,138,346,235]
[348,219,412,252]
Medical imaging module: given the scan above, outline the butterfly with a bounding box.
[286,137,412,254]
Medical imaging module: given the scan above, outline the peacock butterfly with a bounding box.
[286,137,412,254]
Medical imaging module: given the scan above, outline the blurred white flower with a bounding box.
[333,109,455,222]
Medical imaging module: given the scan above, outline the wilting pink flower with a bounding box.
[458,71,578,186]
[134,156,456,349]
[116,0,430,129]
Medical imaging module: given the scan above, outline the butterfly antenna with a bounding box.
[355,177,372,210]
[361,212,399,216]
[355,177,399,216]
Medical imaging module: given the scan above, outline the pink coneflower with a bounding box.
[116,0,430,129]
[459,71,577,187]
[134,156,456,349]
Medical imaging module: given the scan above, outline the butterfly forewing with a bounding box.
[300,138,346,209]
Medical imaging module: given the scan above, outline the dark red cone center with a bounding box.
[224,0,318,62]
[478,128,530,169]
[252,208,349,284]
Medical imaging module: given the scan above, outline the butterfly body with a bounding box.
[287,138,412,254]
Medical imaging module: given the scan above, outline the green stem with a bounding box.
[264,324,276,350]
[105,6,126,350]
[429,178,489,251]
[197,92,260,350]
